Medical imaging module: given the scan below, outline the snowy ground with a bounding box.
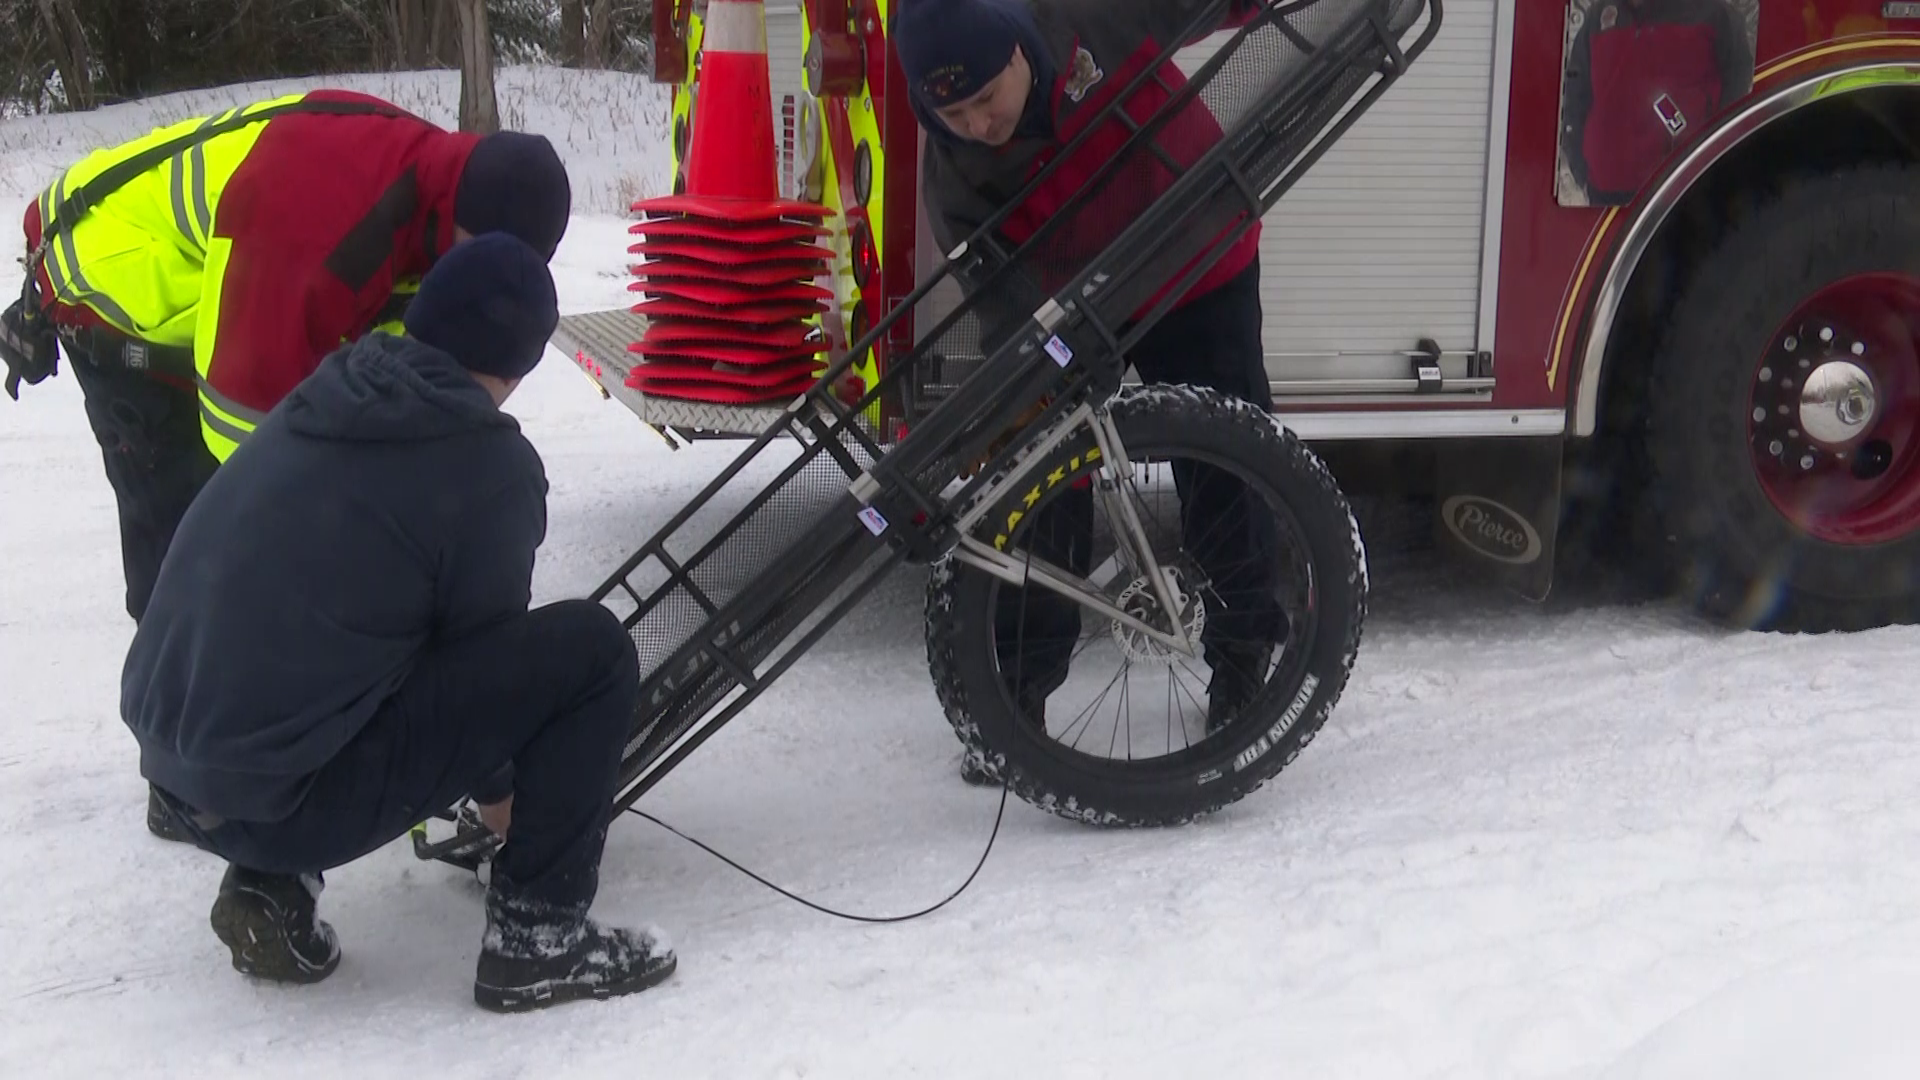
[7,71,1920,1080]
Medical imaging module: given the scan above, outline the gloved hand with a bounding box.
[1,295,59,401]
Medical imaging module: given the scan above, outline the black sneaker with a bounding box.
[474,892,676,1013]
[147,785,195,844]
[208,866,341,984]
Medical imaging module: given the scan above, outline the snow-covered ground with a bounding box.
[6,69,1920,1080]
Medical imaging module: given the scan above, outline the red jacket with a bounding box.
[24,90,479,450]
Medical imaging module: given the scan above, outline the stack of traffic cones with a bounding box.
[626,0,835,404]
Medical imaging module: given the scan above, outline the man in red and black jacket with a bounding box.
[1560,0,1753,204]
[895,0,1286,783]
[9,89,572,842]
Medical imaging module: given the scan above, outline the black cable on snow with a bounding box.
[623,772,1010,924]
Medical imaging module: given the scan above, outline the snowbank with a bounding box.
[0,65,673,216]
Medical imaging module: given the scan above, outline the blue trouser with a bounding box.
[65,331,217,625]
[162,599,639,911]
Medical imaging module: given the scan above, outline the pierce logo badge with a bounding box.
[1441,495,1544,565]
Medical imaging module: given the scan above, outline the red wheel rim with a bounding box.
[1748,273,1920,546]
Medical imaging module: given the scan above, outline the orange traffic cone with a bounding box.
[627,0,836,405]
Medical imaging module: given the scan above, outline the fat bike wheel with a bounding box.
[925,384,1368,827]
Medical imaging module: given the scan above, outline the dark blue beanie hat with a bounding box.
[454,131,573,260]
[404,232,560,382]
[894,0,1027,107]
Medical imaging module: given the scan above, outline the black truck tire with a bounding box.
[1643,163,1920,631]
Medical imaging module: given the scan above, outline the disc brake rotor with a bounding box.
[1109,565,1205,665]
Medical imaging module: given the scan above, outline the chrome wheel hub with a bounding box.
[1798,359,1877,445]
[1754,321,1882,470]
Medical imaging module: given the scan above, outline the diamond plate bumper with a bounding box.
[548,307,797,439]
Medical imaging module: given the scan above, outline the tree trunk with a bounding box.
[452,0,498,134]
[93,0,154,102]
[36,0,94,110]
[391,0,432,68]
[584,0,615,69]
[559,0,586,67]
[429,0,461,68]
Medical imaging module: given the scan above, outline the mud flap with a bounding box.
[1433,435,1564,601]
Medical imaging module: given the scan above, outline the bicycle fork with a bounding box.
[947,403,1199,659]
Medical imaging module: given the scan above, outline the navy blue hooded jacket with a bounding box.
[121,332,547,823]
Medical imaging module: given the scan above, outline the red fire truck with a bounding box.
[551,0,1920,634]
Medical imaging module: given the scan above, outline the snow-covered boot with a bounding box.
[208,866,341,984]
[473,890,676,1013]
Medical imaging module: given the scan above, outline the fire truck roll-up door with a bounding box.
[1172,1,1502,400]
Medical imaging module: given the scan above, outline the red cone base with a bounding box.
[641,318,822,348]
[629,238,833,266]
[628,217,830,245]
[631,257,828,287]
[636,194,831,223]
[628,277,833,309]
[632,296,828,324]
[625,193,838,405]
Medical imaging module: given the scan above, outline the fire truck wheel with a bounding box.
[1644,162,1920,631]
[924,384,1368,827]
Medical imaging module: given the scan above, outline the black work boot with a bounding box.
[1206,642,1274,736]
[209,866,341,984]
[147,784,195,843]
[474,890,676,1013]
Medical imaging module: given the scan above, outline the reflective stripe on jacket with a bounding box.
[22,89,478,460]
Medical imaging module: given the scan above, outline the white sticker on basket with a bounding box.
[1044,335,1074,367]
[857,506,889,536]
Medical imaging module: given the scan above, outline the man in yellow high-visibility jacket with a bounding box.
[1,88,572,843]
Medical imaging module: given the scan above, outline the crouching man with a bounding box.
[119,233,675,1013]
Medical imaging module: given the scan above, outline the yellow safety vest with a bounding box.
[36,96,301,456]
